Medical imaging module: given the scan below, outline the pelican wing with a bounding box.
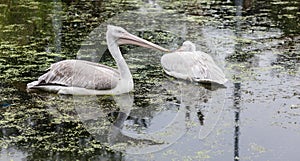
[161,52,227,84]
[161,52,207,81]
[35,60,119,90]
[194,51,227,84]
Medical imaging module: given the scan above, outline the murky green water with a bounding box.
[0,0,299,160]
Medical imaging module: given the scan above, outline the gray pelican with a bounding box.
[27,25,169,95]
[161,41,227,84]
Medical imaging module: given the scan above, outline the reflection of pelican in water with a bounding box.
[73,93,189,154]
[27,25,169,95]
[161,41,227,85]
[159,74,226,140]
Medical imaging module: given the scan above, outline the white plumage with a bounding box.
[161,41,227,84]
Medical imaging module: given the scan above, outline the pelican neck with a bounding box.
[106,35,132,81]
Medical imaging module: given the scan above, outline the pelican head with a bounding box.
[106,25,169,52]
[176,41,196,52]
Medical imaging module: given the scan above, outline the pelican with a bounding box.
[161,41,227,84]
[27,25,169,95]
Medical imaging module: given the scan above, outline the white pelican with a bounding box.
[27,25,169,95]
[161,41,227,84]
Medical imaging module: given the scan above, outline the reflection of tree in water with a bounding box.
[0,0,141,83]
[242,0,300,71]
[169,0,299,66]
[266,0,299,35]
[60,0,140,58]
[271,38,300,71]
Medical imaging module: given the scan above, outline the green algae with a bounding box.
[0,0,300,160]
[0,93,120,159]
[0,0,147,159]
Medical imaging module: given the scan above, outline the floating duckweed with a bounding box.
[249,143,267,153]
[283,6,298,10]
[0,0,299,160]
[271,1,290,5]
[0,4,8,8]
[283,14,296,19]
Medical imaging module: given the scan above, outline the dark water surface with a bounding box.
[0,0,299,160]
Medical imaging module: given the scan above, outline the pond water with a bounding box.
[0,0,299,160]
